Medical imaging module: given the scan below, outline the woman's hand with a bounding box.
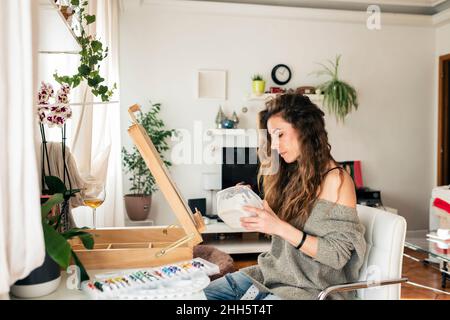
[240,200,286,236]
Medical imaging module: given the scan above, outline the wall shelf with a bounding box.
[244,92,324,105]
[206,129,247,136]
[39,50,79,55]
[37,101,119,107]
[304,93,324,104]
[244,93,277,102]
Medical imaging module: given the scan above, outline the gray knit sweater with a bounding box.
[241,199,366,300]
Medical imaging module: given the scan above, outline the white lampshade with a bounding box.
[202,173,221,191]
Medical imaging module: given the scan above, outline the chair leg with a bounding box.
[441,262,448,289]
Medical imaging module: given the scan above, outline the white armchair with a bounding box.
[318,205,408,300]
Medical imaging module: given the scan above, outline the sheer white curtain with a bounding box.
[71,0,124,228]
[0,0,44,298]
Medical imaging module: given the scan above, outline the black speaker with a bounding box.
[188,198,207,216]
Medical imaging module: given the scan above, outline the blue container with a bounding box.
[221,119,235,129]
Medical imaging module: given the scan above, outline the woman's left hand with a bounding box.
[241,200,285,236]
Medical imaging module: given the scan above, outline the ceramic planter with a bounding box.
[124,194,152,221]
[10,253,61,298]
[252,80,266,96]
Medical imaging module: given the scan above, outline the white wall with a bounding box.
[436,21,450,66]
[119,0,436,229]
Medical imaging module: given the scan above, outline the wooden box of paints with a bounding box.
[69,104,206,270]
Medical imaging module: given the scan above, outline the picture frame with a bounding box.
[196,69,227,99]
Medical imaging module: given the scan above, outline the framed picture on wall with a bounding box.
[196,69,227,99]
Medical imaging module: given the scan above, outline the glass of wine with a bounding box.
[82,182,106,229]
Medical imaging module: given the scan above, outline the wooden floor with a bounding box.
[231,248,450,300]
[401,248,449,300]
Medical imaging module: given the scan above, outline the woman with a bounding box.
[204,94,366,300]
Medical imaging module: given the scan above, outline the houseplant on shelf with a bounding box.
[252,74,266,96]
[122,101,176,221]
[53,0,116,102]
[312,55,359,122]
[11,176,94,298]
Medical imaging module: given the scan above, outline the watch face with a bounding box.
[272,64,291,85]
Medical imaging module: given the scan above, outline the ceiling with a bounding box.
[187,0,450,15]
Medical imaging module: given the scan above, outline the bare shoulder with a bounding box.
[318,168,357,208]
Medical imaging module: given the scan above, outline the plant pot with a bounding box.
[10,253,61,299]
[124,194,152,221]
[59,5,74,23]
[252,80,266,96]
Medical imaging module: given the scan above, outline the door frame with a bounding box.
[437,53,450,186]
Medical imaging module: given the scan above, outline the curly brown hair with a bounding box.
[257,93,340,228]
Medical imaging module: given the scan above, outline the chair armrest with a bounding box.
[317,277,408,300]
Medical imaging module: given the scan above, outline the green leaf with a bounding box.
[61,229,94,249]
[53,73,73,86]
[91,40,102,52]
[85,14,96,25]
[71,250,90,282]
[43,223,72,269]
[88,74,104,87]
[44,176,67,194]
[41,194,64,219]
[65,188,81,197]
[71,0,80,6]
[78,64,91,77]
[88,56,99,66]
[72,76,81,88]
[78,233,95,249]
[98,85,108,95]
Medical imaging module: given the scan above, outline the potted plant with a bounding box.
[252,74,266,96]
[11,176,94,298]
[122,101,176,221]
[15,62,97,298]
[313,55,359,122]
[53,0,116,102]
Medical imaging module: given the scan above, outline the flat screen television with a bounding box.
[221,147,261,196]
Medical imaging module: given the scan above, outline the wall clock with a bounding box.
[271,64,292,86]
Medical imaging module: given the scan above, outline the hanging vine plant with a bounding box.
[53,0,116,102]
[313,55,358,122]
